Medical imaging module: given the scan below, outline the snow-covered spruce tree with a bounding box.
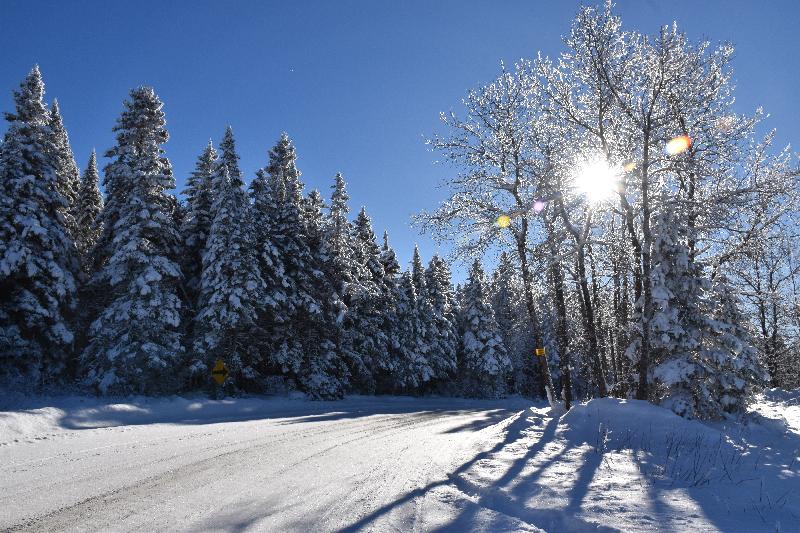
[300,188,350,397]
[350,207,392,392]
[491,251,535,395]
[72,150,105,371]
[702,273,767,415]
[380,230,401,278]
[47,99,81,241]
[74,150,104,266]
[392,271,434,391]
[424,254,458,387]
[0,66,79,385]
[646,209,765,419]
[180,140,217,299]
[459,260,512,398]
[191,165,268,389]
[250,135,345,398]
[376,231,403,391]
[324,173,373,390]
[81,87,184,395]
[409,246,435,385]
[218,126,244,188]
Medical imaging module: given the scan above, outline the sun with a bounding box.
[574,159,620,203]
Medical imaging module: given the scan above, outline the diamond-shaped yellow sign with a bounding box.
[211,359,229,385]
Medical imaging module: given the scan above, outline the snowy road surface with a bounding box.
[1,396,540,532]
[2,393,798,532]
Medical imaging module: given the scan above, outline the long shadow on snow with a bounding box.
[49,396,527,432]
[338,412,617,533]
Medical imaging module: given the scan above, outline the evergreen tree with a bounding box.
[377,231,403,391]
[646,209,765,419]
[491,252,531,394]
[379,231,400,277]
[411,245,427,297]
[47,99,80,240]
[409,246,436,385]
[251,135,345,398]
[218,126,244,188]
[459,260,512,398]
[82,87,184,394]
[325,173,371,390]
[180,140,217,298]
[0,66,78,384]
[74,150,103,265]
[424,254,458,385]
[192,165,267,388]
[300,188,349,398]
[350,207,391,391]
[703,273,767,415]
[392,271,434,390]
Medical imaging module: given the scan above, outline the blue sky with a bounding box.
[1,0,798,279]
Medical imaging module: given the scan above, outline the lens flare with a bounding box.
[532,199,547,213]
[666,135,692,155]
[496,214,511,228]
[623,161,636,173]
[574,159,620,203]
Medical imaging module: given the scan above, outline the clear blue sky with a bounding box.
[1,0,798,279]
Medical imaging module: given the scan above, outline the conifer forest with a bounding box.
[1,4,798,422]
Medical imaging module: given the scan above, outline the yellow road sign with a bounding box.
[211,359,230,385]
[535,347,546,357]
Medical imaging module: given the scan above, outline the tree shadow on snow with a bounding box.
[338,412,619,533]
[47,396,528,432]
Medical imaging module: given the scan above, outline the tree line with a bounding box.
[0,66,520,400]
[2,4,798,419]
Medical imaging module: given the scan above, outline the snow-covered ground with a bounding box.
[1,391,798,532]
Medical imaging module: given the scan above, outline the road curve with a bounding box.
[1,397,529,532]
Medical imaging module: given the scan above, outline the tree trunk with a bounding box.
[515,226,555,406]
[576,246,607,397]
[545,217,571,409]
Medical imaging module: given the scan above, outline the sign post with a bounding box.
[535,347,546,357]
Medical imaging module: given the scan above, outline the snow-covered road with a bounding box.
[0,396,535,532]
[3,393,799,532]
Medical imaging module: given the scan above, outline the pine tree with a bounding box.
[380,231,400,277]
[392,271,434,391]
[645,209,761,419]
[47,99,80,240]
[218,126,244,188]
[251,135,345,398]
[0,66,78,384]
[325,173,372,389]
[424,254,458,385]
[300,188,349,398]
[703,273,767,415]
[81,87,184,394]
[180,141,217,298]
[459,260,512,398]
[74,150,104,265]
[377,231,403,391]
[192,165,267,388]
[350,207,391,392]
[409,246,436,386]
[491,252,531,394]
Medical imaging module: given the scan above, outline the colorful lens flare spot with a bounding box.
[496,215,511,228]
[665,135,692,155]
[532,200,547,213]
[623,161,636,173]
